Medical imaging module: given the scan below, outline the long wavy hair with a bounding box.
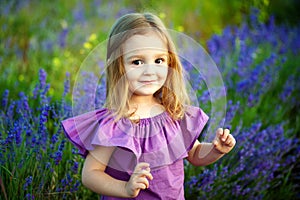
[105,12,190,121]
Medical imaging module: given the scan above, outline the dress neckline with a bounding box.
[124,110,168,125]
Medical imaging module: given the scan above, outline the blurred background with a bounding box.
[1,0,299,99]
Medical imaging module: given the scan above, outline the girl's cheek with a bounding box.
[125,68,143,79]
[157,66,168,77]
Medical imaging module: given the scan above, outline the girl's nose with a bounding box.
[142,65,156,75]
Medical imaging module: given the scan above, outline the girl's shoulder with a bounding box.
[183,105,209,122]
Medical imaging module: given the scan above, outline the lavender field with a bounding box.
[1,1,300,199]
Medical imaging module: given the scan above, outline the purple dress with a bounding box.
[61,106,209,199]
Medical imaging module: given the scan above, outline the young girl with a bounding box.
[62,13,236,199]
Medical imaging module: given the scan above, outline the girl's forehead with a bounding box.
[122,32,168,55]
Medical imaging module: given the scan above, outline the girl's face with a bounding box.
[123,32,169,97]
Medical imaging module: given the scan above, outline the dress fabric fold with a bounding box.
[61,106,209,170]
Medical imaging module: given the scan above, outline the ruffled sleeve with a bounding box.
[180,105,209,152]
[61,110,103,157]
[61,106,209,169]
[61,109,125,157]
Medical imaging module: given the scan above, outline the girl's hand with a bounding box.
[125,162,153,197]
[213,128,236,154]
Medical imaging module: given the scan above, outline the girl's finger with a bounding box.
[134,168,150,174]
[133,170,153,181]
[133,162,153,180]
[217,128,223,137]
[137,176,150,189]
[134,162,150,172]
[145,172,153,180]
[220,129,230,142]
[230,136,236,147]
[213,139,218,147]
[136,182,147,190]
[226,135,236,147]
[224,134,233,145]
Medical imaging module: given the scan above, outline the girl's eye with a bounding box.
[155,58,165,64]
[132,60,143,65]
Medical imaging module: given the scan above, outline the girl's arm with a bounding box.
[82,146,153,198]
[187,128,236,166]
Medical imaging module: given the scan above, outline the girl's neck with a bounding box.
[128,95,165,119]
[129,94,159,105]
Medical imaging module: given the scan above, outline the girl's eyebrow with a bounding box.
[124,54,145,60]
[154,53,168,58]
[124,53,168,60]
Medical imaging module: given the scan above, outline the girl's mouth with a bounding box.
[140,80,156,84]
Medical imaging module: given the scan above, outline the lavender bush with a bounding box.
[1,3,300,200]
[0,69,98,199]
[184,9,300,200]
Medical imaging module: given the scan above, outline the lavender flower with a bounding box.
[38,69,47,91]
[71,161,79,174]
[25,193,34,200]
[6,101,15,120]
[23,176,33,190]
[72,71,100,114]
[280,75,295,102]
[37,104,49,147]
[52,139,66,165]
[13,120,22,145]
[73,2,85,24]
[71,180,81,192]
[224,100,240,126]
[58,28,69,48]
[50,133,59,146]
[54,151,63,165]
[1,89,9,109]
[95,76,106,109]
[63,72,70,97]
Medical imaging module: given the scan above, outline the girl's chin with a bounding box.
[131,91,157,96]
[130,86,162,96]
[131,90,160,97]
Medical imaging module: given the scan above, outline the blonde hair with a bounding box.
[105,13,190,121]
